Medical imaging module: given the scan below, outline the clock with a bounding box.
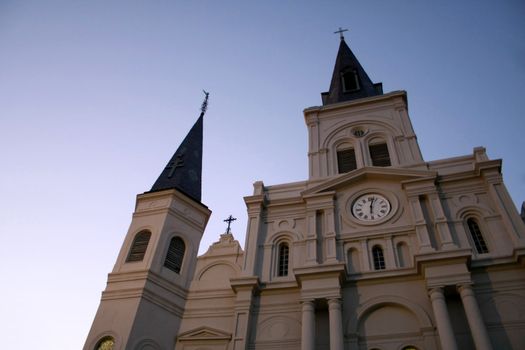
[352,193,391,222]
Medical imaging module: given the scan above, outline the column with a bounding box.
[301,300,315,350]
[328,299,344,350]
[457,284,493,350]
[429,287,457,350]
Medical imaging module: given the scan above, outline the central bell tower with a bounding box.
[306,36,425,180]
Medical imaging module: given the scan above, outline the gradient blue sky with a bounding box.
[1,1,524,349]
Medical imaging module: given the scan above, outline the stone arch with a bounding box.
[256,315,301,341]
[478,292,525,323]
[266,230,302,245]
[322,119,401,150]
[347,295,433,335]
[133,338,162,350]
[197,260,240,282]
[456,206,491,221]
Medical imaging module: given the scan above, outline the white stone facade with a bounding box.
[85,91,525,350]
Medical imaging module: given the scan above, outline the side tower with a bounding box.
[84,95,211,350]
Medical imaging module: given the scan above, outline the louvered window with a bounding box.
[467,219,489,254]
[164,237,185,273]
[126,231,151,262]
[337,149,357,173]
[369,143,391,167]
[372,246,386,270]
[278,243,289,276]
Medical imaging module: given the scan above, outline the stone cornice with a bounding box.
[303,90,407,115]
[302,167,436,196]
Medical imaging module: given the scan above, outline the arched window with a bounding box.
[164,237,185,273]
[337,148,357,173]
[396,242,409,268]
[347,248,361,273]
[369,138,391,167]
[126,231,151,262]
[372,245,386,270]
[278,242,289,276]
[95,336,114,350]
[467,218,489,254]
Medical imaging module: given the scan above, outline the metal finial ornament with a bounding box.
[334,27,348,40]
[201,90,210,114]
[223,215,237,234]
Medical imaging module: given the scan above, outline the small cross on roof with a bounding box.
[223,215,237,234]
[334,27,348,40]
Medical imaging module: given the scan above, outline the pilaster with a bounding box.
[230,277,260,350]
[242,182,266,275]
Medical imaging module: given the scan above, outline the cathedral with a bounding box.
[84,36,525,350]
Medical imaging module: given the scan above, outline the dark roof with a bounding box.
[149,112,203,202]
[321,38,383,105]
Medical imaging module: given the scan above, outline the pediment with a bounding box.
[177,326,231,342]
[302,167,436,197]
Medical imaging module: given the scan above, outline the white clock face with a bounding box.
[352,193,391,222]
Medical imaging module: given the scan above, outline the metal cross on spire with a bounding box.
[334,27,348,40]
[201,90,210,115]
[223,215,237,234]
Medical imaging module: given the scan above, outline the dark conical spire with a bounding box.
[149,92,209,202]
[321,38,383,105]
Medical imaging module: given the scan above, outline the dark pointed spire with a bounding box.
[321,37,383,105]
[149,92,209,202]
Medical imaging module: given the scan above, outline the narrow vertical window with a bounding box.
[372,245,386,270]
[164,237,185,273]
[126,231,151,262]
[278,242,289,276]
[467,219,489,254]
[369,142,391,167]
[337,148,357,173]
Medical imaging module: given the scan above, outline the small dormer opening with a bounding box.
[341,69,360,92]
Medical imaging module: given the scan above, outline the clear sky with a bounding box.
[0,1,524,349]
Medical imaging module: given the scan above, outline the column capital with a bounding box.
[428,286,445,301]
[457,283,473,295]
[328,298,343,306]
[301,299,315,312]
[327,298,342,309]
